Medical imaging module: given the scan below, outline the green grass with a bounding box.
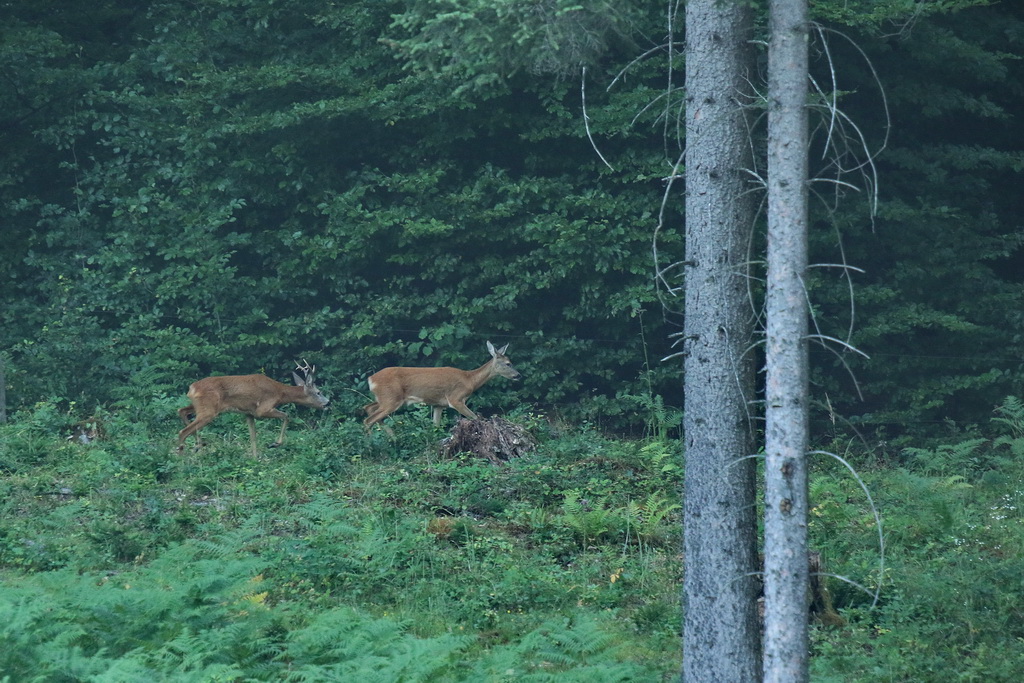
[0,403,683,681]
[2,397,1024,681]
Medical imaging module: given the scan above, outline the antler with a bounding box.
[295,358,316,377]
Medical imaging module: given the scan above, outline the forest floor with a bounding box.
[2,398,1024,681]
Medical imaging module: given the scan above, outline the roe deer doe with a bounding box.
[363,341,520,431]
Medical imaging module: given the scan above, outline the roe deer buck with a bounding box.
[363,341,520,431]
[177,361,329,457]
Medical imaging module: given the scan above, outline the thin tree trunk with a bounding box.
[763,0,811,679]
[682,1,761,680]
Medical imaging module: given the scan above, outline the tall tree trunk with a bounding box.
[682,1,761,680]
[763,0,811,679]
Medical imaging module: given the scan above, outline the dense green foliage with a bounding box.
[2,0,1022,436]
[1,0,674,430]
[2,398,1024,680]
[805,2,1024,435]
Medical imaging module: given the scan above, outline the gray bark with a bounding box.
[763,0,811,680]
[682,1,761,681]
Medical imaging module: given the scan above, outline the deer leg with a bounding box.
[362,403,382,432]
[252,408,288,453]
[177,405,203,448]
[245,415,260,457]
[363,399,401,439]
[432,406,444,425]
[271,414,289,449]
[448,400,479,421]
[363,399,400,428]
[177,413,215,452]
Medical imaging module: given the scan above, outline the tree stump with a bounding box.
[756,551,846,627]
[438,417,536,463]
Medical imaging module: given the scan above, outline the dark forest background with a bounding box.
[3,0,1022,440]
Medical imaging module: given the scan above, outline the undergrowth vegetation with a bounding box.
[2,398,1024,681]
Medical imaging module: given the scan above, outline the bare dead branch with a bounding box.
[810,449,885,609]
[581,67,615,171]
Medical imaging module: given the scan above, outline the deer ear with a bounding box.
[292,372,306,386]
[487,340,496,356]
[497,343,509,355]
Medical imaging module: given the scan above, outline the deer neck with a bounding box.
[281,384,307,404]
[465,360,498,391]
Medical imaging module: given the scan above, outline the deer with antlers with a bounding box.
[363,341,520,432]
[177,361,329,457]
